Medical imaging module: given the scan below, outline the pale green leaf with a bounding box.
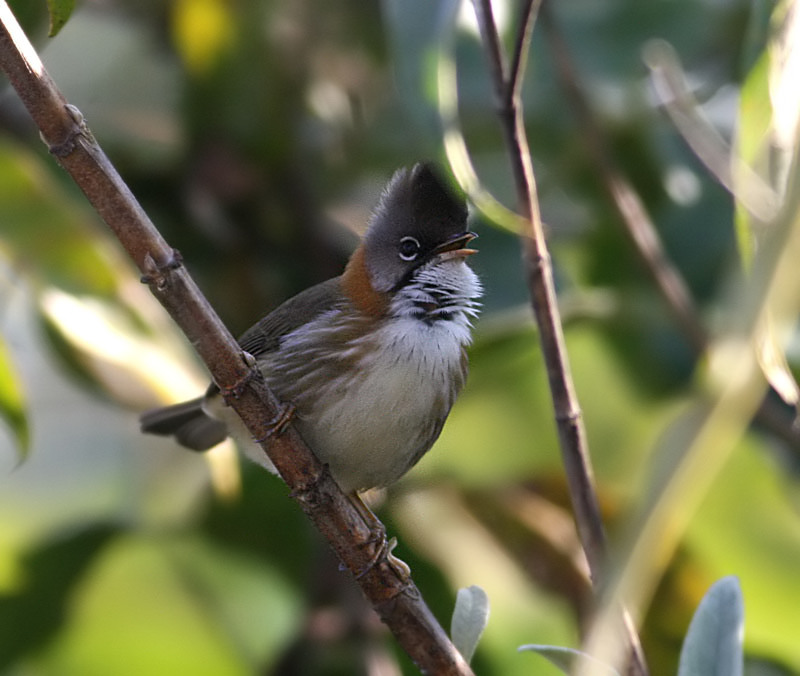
[678,576,744,676]
[451,585,490,663]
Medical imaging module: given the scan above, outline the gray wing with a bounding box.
[237,276,345,357]
[141,277,347,451]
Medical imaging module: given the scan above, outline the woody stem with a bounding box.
[470,1,649,675]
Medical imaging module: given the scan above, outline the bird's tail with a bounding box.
[140,397,228,451]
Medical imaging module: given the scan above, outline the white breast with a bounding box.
[298,313,470,491]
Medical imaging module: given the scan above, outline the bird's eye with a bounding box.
[398,236,421,261]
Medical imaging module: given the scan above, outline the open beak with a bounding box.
[433,231,478,261]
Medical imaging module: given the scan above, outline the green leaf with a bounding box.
[32,535,302,673]
[0,335,28,460]
[0,525,117,666]
[451,585,489,663]
[678,576,744,676]
[518,645,620,675]
[46,0,75,37]
[0,138,120,298]
[164,537,303,666]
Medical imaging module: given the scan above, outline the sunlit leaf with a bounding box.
[0,336,28,460]
[733,0,800,408]
[734,54,770,269]
[46,0,74,37]
[451,585,489,663]
[171,0,235,74]
[755,314,800,406]
[767,0,800,193]
[38,289,205,407]
[677,577,744,676]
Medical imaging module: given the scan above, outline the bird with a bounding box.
[140,163,481,498]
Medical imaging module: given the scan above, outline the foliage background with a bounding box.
[0,0,798,674]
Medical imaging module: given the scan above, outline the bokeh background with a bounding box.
[1,0,799,674]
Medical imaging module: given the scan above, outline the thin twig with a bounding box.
[540,4,800,453]
[473,0,603,583]
[470,2,649,675]
[508,0,539,104]
[0,4,473,673]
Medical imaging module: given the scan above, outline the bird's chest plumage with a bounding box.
[257,261,480,492]
[261,311,466,492]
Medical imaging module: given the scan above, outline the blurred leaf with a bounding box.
[425,318,560,486]
[518,645,620,675]
[392,487,575,676]
[0,136,205,407]
[381,0,456,136]
[46,0,74,37]
[32,534,301,674]
[171,0,235,74]
[684,438,800,672]
[451,585,489,663]
[0,336,28,460]
[755,315,799,406]
[427,313,679,493]
[734,52,771,268]
[0,524,117,670]
[734,1,800,407]
[0,138,121,297]
[767,0,800,193]
[38,289,205,407]
[163,536,304,666]
[677,576,744,676]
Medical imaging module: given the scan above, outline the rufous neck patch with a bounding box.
[341,246,390,317]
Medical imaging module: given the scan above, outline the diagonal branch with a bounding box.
[470,1,649,675]
[0,4,473,674]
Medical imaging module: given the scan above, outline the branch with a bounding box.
[472,0,602,584]
[470,2,649,674]
[0,4,473,674]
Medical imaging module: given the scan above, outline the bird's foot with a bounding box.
[253,402,297,442]
[350,492,411,582]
